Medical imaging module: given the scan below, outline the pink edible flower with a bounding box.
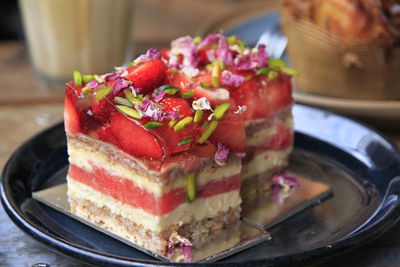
[272,173,300,205]
[105,72,121,82]
[168,111,180,121]
[221,70,244,87]
[171,36,199,68]
[112,78,130,96]
[154,90,166,102]
[167,232,193,263]
[250,44,268,69]
[86,80,99,89]
[137,48,161,61]
[234,45,269,71]
[198,33,233,66]
[215,142,230,166]
[139,98,167,121]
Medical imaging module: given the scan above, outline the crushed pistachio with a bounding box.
[94,74,105,83]
[174,116,193,132]
[169,120,177,128]
[154,84,180,95]
[256,67,274,75]
[124,89,142,105]
[95,86,112,101]
[193,36,202,45]
[144,121,163,129]
[181,91,194,98]
[114,96,133,107]
[268,71,278,80]
[200,82,212,89]
[81,86,93,95]
[73,71,82,86]
[194,110,203,123]
[281,67,299,76]
[186,173,197,202]
[213,103,230,120]
[82,74,95,83]
[269,58,286,68]
[116,105,141,119]
[198,120,218,143]
[212,63,221,87]
[178,137,193,146]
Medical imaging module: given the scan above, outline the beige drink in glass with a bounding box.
[19,0,134,89]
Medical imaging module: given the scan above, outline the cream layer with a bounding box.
[68,145,241,197]
[241,148,292,180]
[67,178,241,232]
[245,113,293,147]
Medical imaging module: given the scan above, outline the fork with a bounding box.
[256,21,287,59]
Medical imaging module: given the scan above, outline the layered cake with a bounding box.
[64,33,296,261]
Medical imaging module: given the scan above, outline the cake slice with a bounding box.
[64,34,296,261]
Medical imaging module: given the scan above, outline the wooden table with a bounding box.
[1,36,400,267]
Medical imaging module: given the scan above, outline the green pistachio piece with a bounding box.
[174,116,193,132]
[227,35,238,45]
[168,120,177,128]
[213,103,230,121]
[116,105,141,119]
[154,84,180,95]
[212,63,221,87]
[281,67,299,76]
[200,82,212,89]
[181,91,194,98]
[94,74,104,83]
[144,121,163,129]
[198,120,218,144]
[95,86,112,101]
[73,71,82,86]
[81,86,93,95]
[269,58,286,68]
[82,74,95,83]
[194,109,203,123]
[115,96,133,107]
[178,137,193,146]
[186,172,197,202]
[268,71,278,80]
[193,36,202,45]
[256,67,274,75]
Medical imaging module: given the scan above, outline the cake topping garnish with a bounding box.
[192,97,212,111]
[144,121,163,129]
[213,103,230,120]
[215,142,230,166]
[116,105,141,119]
[221,70,244,87]
[114,96,133,107]
[181,91,194,98]
[73,70,82,87]
[234,105,247,115]
[170,36,199,69]
[198,120,218,144]
[167,231,193,263]
[136,48,161,63]
[178,137,193,146]
[186,172,197,203]
[193,109,203,123]
[174,116,193,132]
[82,74,95,83]
[139,98,167,121]
[95,86,112,101]
[272,173,300,205]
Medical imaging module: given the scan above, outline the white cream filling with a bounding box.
[68,145,241,197]
[67,178,241,232]
[241,148,292,180]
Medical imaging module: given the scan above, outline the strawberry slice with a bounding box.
[90,97,115,122]
[64,95,80,134]
[125,59,168,94]
[209,113,245,153]
[109,112,164,160]
[160,97,193,117]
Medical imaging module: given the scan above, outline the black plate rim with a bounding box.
[1,104,400,266]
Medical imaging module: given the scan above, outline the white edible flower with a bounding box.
[192,97,212,111]
[234,105,247,115]
[181,66,199,78]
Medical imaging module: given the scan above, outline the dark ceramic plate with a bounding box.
[2,104,400,266]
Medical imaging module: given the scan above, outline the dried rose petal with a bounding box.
[171,36,199,68]
[168,111,180,121]
[250,44,268,69]
[221,70,244,87]
[137,48,161,62]
[198,33,222,48]
[105,72,121,82]
[86,80,99,89]
[112,78,130,96]
[215,142,230,166]
[217,36,233,66]
[271,173,300,205]
[139,98,167,121]
[154,90,166,102]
